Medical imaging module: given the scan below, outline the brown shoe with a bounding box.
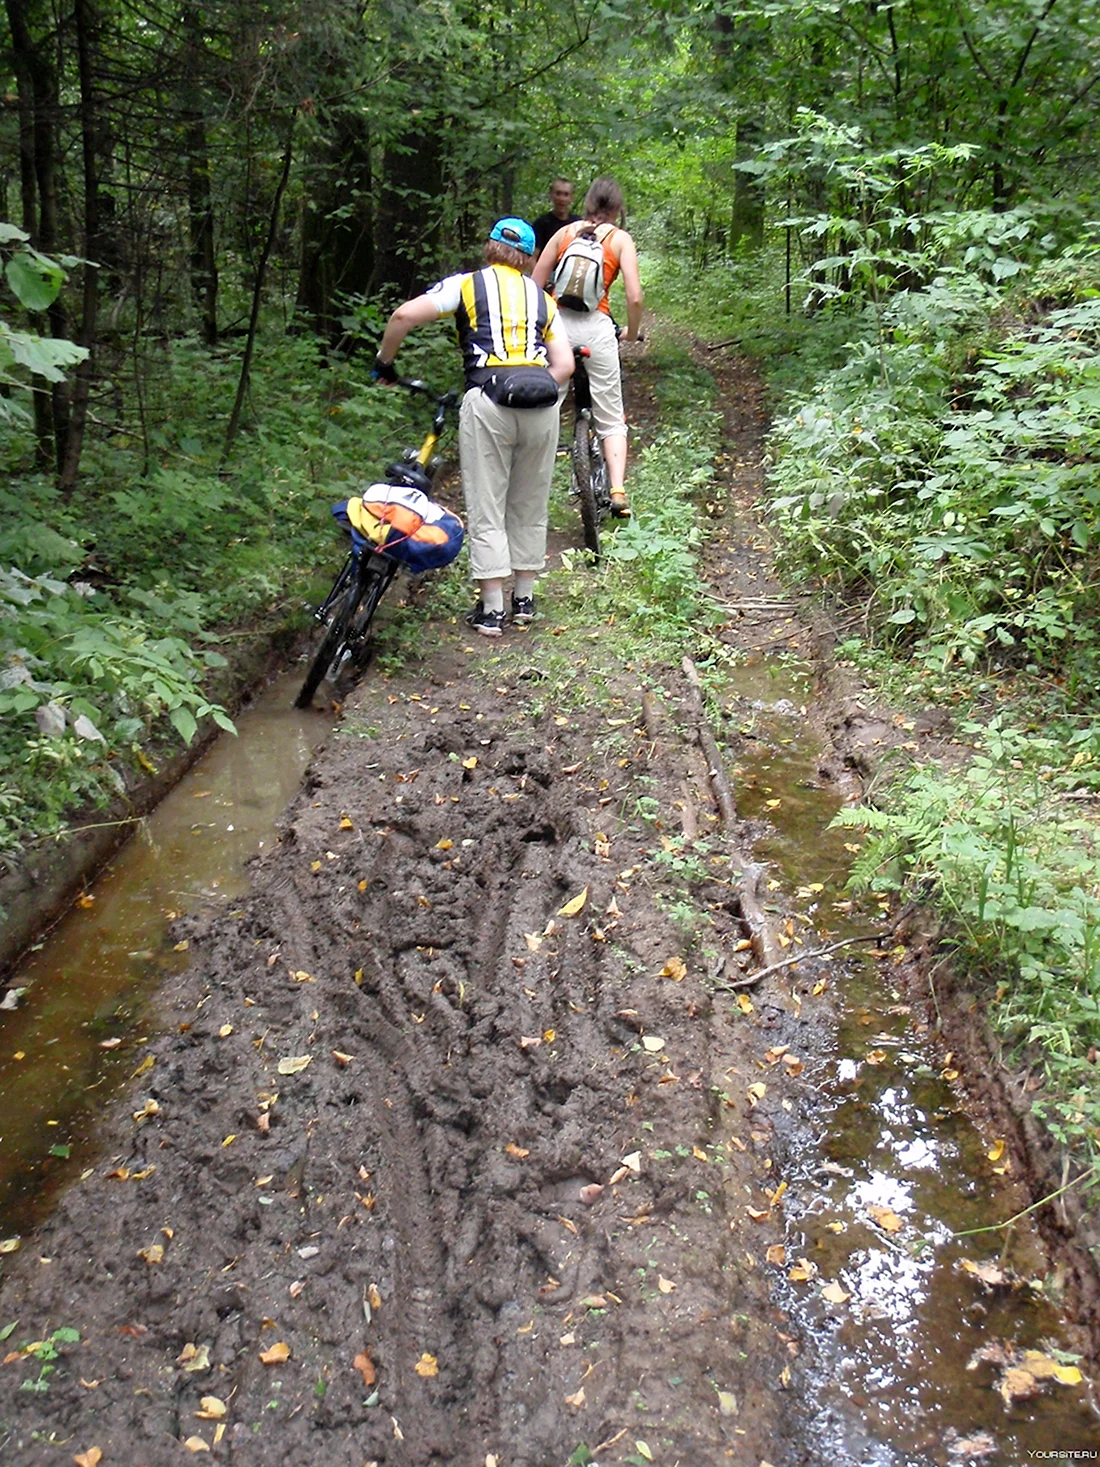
[610,491,631,519]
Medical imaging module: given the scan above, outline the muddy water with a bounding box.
[728,659,1100,1463]
[0,674,327,1234]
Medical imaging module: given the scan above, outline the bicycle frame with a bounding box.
[294,380,458,707]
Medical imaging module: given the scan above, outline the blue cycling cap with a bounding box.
[488,217,536,257]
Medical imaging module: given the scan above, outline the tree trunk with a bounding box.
[369,109,444,300]
[5,0,62,469]
[730,116,765,251]
[223,124,294,464]
[58,0,101,498]
[296,111,374,340]
[183,9,218,345]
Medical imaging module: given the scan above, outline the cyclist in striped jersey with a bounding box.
[376,218,574,635]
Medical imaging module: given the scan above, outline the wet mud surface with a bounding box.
[1,348,1098,1466]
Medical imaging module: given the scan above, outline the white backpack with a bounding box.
[551,226,611,313]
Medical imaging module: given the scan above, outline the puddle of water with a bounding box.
[721,661,1100,1463]
[0,673,327,1233]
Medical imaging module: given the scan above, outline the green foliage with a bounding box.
[767,233,1100,677]
[0,224,88,428]
[15,1327,81,1393]
[833,720,1100,1168]
[543,341,723,666]
[0,566,235,855]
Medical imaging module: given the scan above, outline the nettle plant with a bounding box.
[768,221,1100,675]
[833,719,1100,1167]
[0,568,233,855]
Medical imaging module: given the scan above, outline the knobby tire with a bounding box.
[294,558,394,708]
[573,417,601,557]
[349,559,397,655]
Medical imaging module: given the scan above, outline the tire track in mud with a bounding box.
[0,661,813,1467]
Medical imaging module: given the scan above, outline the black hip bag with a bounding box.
[472,365,558,409]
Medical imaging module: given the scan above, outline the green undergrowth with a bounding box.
[490,336,729,696]
[0,320,458,863]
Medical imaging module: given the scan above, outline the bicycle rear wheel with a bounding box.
[572,416,601,557]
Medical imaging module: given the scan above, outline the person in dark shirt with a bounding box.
[532,178,580,258]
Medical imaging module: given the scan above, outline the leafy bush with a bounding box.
[767,240,1100,678]
[834,720,1100,1170]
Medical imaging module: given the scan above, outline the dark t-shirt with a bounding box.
[532,210,580,259]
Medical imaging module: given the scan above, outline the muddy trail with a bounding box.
[1,344,1099,1467]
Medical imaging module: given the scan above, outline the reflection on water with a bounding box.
[0,674,326,1231]
[724,660,1100,1464]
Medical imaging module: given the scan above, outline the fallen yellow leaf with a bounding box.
[72,1450,102,1467]
[657,1276,676,1294]
[821,1280,851,1304]
[138,1244,164,1265]
[866,1204,903,1233]
[737,993,754,1014]
[564,1387,586,1407]
[558,887,589,917]
[505,1142,530,1159]
[660,956,687,981]
[641,1035,665,1052]
[277,1055,312,1075]
[182,1439,209,1454]
[259,1342,290,1365]
[0,1238,20,1254]
[195,1396,227,1420]
[414,1352,439,1378]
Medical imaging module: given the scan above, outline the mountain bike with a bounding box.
[569,345,611,558]
[294,381,460,709]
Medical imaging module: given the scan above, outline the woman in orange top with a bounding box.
[532,177,644,518]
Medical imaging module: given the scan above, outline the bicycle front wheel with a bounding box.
[572,417,601,557]
[346,558,398,664]
[294,560,372,710]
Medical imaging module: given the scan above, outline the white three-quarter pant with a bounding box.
[555,307,628,441]
[458,388,559,581]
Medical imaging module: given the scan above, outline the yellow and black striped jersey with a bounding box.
[426,264,560,384]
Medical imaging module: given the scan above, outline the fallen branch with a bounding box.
[734,861,784,969]
[713,932,884,990]
[681,657,737,826]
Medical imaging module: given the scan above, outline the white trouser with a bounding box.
[556,308,627,440]
[458,389,558,581]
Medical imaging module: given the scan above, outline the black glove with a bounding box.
[372,355,397,383]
